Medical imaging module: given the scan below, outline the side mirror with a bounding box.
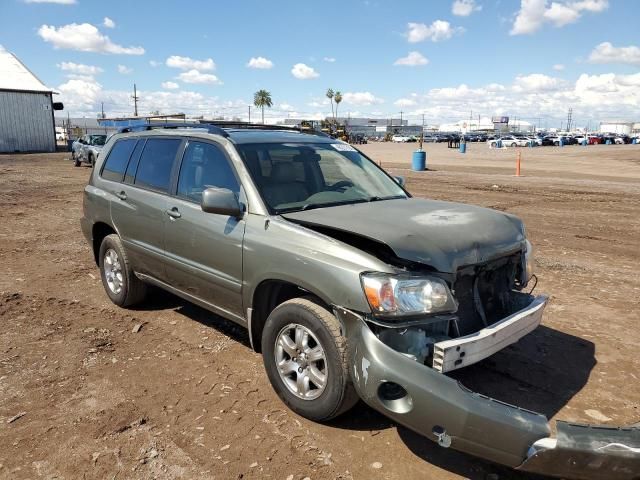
[393,175,406,187]
[53,102,64,111]
[201,187,242,218]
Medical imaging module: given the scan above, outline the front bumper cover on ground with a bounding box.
[335,307,640,479]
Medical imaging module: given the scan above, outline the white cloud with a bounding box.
[323,57,336,62]
[177,69,221,84]
[452,0,481,16]
[511,0,609,35]
[406,20,463,43]
[553,63,565,70]
[149,60,160,67]
[24,0,75,3]
[513,73,563,92]
[279,103,295,111]
[510,0,546,34]
[38,23,144,54]
[117,64,132,74]
[57,61,103,76]
[103,17,115,28]
[589,42,640,66]
[291,63,319,79]
[161,81,179,89]
[342,92,384,106]
[166,55,215,71]
[394,98,417,107]
[394,51,429,66]
[247,56,273,69]
[543,2,580,26]
[57,77,102,113]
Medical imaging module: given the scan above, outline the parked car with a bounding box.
[391,135,411,142]
[541,135,568,146]
[80,123,637,479]
[489,135,529,147]
[75,134,107,167]
[70,138,84,160]
[55,126,67,142]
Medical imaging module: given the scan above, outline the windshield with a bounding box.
[90,135,107,146]
[236,142,407,213]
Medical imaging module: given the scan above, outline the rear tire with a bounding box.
[98,234,147,307]
[261,297,358,422]
[89,154,95,168]
[511,142,517,147]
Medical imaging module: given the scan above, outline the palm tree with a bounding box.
[326,88,335,122]
[334,91,342,122]
[253,89,273,124]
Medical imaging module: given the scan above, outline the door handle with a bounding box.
[166,207,181,219]
[115,191,127,201]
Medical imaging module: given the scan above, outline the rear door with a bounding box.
[108,136,184,281]
[163,139,245,321]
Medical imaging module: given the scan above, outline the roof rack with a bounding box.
[117,123,229,136]
[204,122,331,138]
[116,121,331,138]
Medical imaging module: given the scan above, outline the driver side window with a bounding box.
[177,141,239,203]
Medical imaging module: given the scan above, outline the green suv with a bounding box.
[81,123,639,479]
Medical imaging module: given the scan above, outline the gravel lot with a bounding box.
[1,142,639,479]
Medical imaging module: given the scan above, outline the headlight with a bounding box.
[523,239,534,284]
[361,273,457,317]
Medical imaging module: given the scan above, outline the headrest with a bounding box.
[271,163,298,183]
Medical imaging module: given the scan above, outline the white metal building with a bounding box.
[0,48,56,153]
[600,121,634,135]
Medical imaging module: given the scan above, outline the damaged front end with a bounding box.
[362,250,545,374]
[335,305,640,479]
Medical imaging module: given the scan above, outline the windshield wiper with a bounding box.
[366,195,406,202]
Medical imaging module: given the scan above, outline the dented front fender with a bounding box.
[336,308,640,479]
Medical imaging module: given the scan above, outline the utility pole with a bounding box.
[101,102,105,119]
[248,105,251,123]
[132,83,139,117]
[566,107,573,132]
[400,111,403,125]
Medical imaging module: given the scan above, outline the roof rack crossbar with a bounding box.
[117,123,229,137]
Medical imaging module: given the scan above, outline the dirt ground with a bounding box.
[1,142,639,480]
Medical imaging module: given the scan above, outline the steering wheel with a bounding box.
[327,180,354,192]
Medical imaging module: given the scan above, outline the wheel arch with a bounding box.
[249,278,332,353]
[91,222,116,265]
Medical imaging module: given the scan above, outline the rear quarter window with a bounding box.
[101,139,137,182]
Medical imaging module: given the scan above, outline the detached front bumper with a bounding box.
[336,308,640,479]
[433,295,548,372]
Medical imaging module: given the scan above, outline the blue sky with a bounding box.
[1,0,638,126]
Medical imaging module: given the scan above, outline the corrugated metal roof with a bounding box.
[0,47,51,92]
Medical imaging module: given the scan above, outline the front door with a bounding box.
[164,140,245,321]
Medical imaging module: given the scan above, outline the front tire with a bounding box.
[98,234,147,307]
[261,297,358,421]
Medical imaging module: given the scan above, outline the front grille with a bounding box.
[452,253,521,336]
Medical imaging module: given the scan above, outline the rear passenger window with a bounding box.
[134,138,182,192]
[101,139,137,182]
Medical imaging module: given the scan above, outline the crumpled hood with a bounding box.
[282,198,526,273]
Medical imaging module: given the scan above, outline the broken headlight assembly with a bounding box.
[361,273,457,317]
